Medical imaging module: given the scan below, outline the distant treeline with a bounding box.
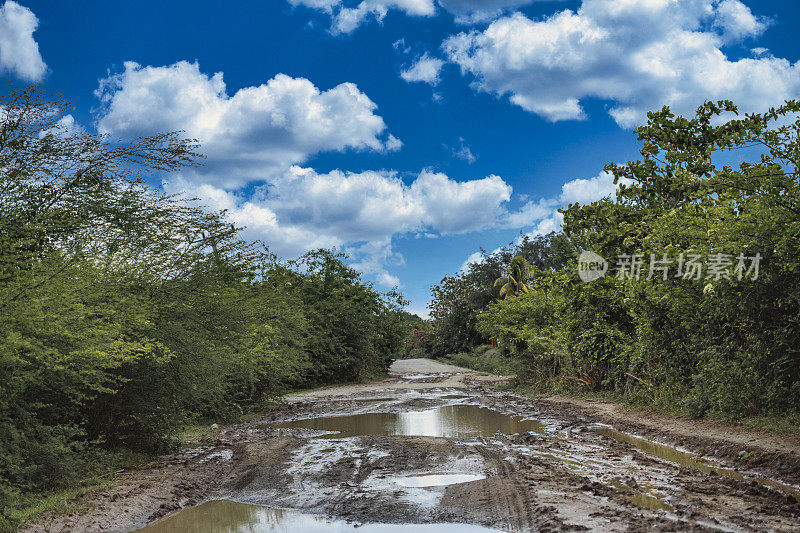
[422,100,800,421]
[0,87,414,528]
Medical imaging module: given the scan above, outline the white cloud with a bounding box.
[460,250,484,271]
[444,138,477,163]
[559,171,630,204]
[39,115,85,138]
[347,238,405,287]
[454,144,476,163]
[289,0,561,29]
[438,0,549,24]
[453,137,478,165]
[444,0,797,127]
[378,271,401,286]
[401,53,445,85]
[94,60,552,288]
[164,166,523,285]
[712,0,768,42]
[405,305,431,319]
[530,210,564,236]
[95,61,399,188]
[501,197,555,227]
[290,0,436,33]
[459,169,631,269]
[0,1,46,81]
[393,37,410,53]
[532,171,633,233]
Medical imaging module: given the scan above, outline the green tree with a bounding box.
[478,99,800,418]
[0,86,415,530]
[493,255,533,299]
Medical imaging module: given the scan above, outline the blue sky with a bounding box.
[2,0,799,316]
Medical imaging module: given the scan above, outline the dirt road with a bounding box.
[26,359,800,532]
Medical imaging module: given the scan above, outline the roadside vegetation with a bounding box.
[0,87,417,530]
[421,100,800,430]
[440,346,519,377]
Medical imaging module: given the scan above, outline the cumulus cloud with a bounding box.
[712,0,769,42]
[560,171,629,204]
[460,170,630,270]
[527,171,630,232]
[0,1,46,81]
[289,0,436,33]
[39,115,85,138]
[508,171,629,234]
[164,166,519,285]
[460,250,484,272]
[95,61,399,188]
[501,198,555,228]
[348,238,405,287]
[93,60,553,287]
[444,0,796,127]
[400,53,445,85]
[438,0,550,24]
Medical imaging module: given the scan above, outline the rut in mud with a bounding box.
[25,359,800,532]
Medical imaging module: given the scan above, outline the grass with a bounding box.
[3,479,113,530]
[1,448,147,532]
[739,413,800,435]
[512,381,800,437]
[3,370,393,531]
[440,347,519,376]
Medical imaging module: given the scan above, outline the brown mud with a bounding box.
[24,359,800,532]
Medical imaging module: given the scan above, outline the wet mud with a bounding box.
[23,359,800,532]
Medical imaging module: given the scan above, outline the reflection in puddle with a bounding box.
[396,473,486,487]
[402,373,448,380]
[595,426,800,503]
[629,491,674,512]
[271,405,545,438]
[138,500,503,532]
[606,476,674,511]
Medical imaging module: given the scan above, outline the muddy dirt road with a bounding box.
[27,359,800,532]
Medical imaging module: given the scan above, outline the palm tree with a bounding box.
[493,255,533,299]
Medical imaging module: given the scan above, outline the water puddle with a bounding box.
[396,473,486,487]
[595,425,800,503]
[606,476,674,511]
[138,500,503,532]
[352,398,396,402]
[537,452,582,470]
[270,405,545,438]
[629,491,674,511]
[402,373,448,380]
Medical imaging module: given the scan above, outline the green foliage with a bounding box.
[439,100,800,422]
[442,346,519,376]
[0,86,410,529]
[290,250,408,384]
[400,318,431,359]
[493,255,533,298]
[427,232,575,358]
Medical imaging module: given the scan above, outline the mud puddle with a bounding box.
[595,425,800,503]
[139,500,504,532]
[270,404,545,438]
[24,359,800,533]
[396,473,487,487]
[605,476,675,511]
